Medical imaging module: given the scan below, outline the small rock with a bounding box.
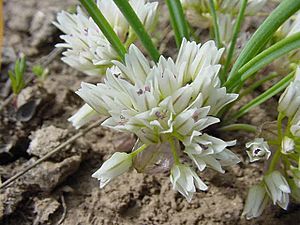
[1,186,25,219]
[23,155,82,192]
[28,125,68,158]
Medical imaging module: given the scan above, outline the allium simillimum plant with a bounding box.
[55,0,300,219]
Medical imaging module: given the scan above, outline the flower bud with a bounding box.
[92,152,132,188]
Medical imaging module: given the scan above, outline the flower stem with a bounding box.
[169,138,180,165]
[131,144,148,157]
[218,123,257,133]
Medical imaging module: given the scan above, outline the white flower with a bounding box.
[242,184,269,219]
[77,39,239,200]
[281,136,295,154]
[264,170,291,210]
[54,0,158,76]
[92,152,132,188]
[170,164,207,202]
[218,14,235,46]
[184,134,239,173]
[245,138,271,162]
[291,120,300,137]
[278,67,300,121]
[68,104,100,129]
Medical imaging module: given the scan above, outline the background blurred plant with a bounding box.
[8,56,26,95]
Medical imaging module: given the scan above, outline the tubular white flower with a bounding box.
[245,138,271,162]
[242,184,269,220]
[92,152,133,188]
[278,67,300,120]
[281,136,295,154]
[170,164,208,202]
[68,104,100,129]
[264,170,291,210]
[54,0,158,76]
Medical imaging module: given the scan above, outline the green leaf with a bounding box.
[226,0,300,82]
[208,0,222,49]
[113,0,160,62]
[222,0,247,78]
[230,71,294,120]
[165,0,189,47]
[227,32,300,91]
[79,0,127,61]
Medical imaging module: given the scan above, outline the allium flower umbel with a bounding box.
[54,0,158,76]
[78,39,239,201]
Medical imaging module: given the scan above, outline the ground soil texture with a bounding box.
[1,1,300,225]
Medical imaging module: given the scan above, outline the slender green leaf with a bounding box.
[113,0,160,62]
[226,0,300,82]
[230,71,294,120]
[208,0,222,48]
[165,0,189,47]
[79,0,126,61]
[222,0,247,78]
[227,32,300,90]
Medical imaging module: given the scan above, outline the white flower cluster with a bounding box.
[79,39,239,201]
[180,0,266,46]
[243,170,291,219]
[53,0,158,76]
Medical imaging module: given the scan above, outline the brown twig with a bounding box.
[0,118,105,189]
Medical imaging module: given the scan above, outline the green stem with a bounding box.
[131,144,148,157]
[267,148,281,173]
[79,0,126,61]
[218,123,257,133]
[208,0,222,49]
[113,0,160,62]
[165,0,190,47]
[239,72,278,98]
[229,72,294,121]
[169,138,180,165]
[222,0,247,79]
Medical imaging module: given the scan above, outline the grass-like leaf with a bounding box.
[227,32,300,91]
[227,0,300,82]
[208,0,222,48]
[113,0,160,62]
[229,71,294,121]
[79,0,127,61]
[165,0,189,47]
[222,0,247,78]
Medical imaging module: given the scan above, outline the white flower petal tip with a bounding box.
[170,164,207,202]
[264,171,291,210]
[281,136,295,154]
[242,184,268,220]
[245,138,271,162]
[92,152,133,188]
[68,104,99,129]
